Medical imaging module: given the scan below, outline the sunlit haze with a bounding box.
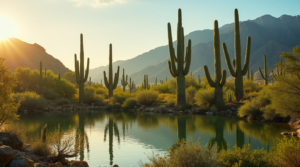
[0,0,299,70]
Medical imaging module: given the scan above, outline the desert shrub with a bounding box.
[122,98,137,109]
[2,123,26,144]
[54,98,71,105]
[151,83,172,94]
[139,139,216,167]
[12,91,48,110]
[185,76,201,89]
[166,99,176,107]
[31,137,52,157]
[167,78,177,93]
[261,104,277,120]
[224,87,235,102]
[194,88,215,109]
[210,105,218,112]
[224,80,235,91]
[84,87,105,105]
[238,87,272,119]
[43,88,60,100]
[243,79,257,95]
[272,137,300,167]
[186,86,197,105]
[136,90,159,106]
[158,105,167,112]
[179,104,193,111]
[217,144,273,167]
[110,92,131,105]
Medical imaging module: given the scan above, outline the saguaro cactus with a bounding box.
[142,75,150,89]
[39,61,47,96]
[259,54,273,85]
[75,34,90,103]
[104,44,120,97]
[154,77,157,86]
[121,68,128,92]
[250,70,254,81]
[167,9,192,106]
[273,59,285,78]
[223,9,251,101]
[58,73,61,81]
[129,78,135,94]
[204,20,227,109]
[198,75,201,84]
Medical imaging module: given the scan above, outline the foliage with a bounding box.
[166,99,176,107]
[272,137,300,167]
[12,91,48,110]
[43,88,60,100]
[31,136,52,157]
[185,76,201,89]
[139,139,216,167]
[158,105,167,112]
[151,83,172,94]
[194,88,215,109]
[0,58,20,128]
[64,72,77,86]
[179,104,193,111]
[2,123,27,144]
[122,98,137,109]
[83,86,105,105]
[217,144,273,167]
[110,91,131,105]
[186,86,196,105]
[136,90,159,106]
[54,98,71,105]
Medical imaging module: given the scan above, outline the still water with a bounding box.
[14,111,295,166]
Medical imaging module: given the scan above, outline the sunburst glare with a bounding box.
[0,15,17,40]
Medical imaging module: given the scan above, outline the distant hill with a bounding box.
[128,14,300,84]
[0,38,71,75]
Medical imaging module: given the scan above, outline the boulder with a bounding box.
[55,162,64,167]
[281,132,289,135]
[47,163,59,167]
[9,155,34,167]
[34,163,46,167]
[0,145,16,166]
[59,158,68,165]
[70,161,89,167]
[0,133,23,150]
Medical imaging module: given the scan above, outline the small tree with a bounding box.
[0,58,20,128]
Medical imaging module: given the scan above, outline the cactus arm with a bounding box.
[183,39,191,75]
[167,23,178,75]
[223,43,236,77]
[113,66,120,89]
[220,70,227,86]
[103,71,109,88]
[126,75,128,84]
[242,36,251,75]
[204,65,216,87]
[168,61,177,77]
[83,58,90,82]
[258,67,266,80]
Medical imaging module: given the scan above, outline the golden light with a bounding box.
[0,15,17,40]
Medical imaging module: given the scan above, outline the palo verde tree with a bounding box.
[204,20,227,109]
[223,9,251,101]
[74,34,90,103]
[120,68,128,92]
[167,9,192,107]
[104,44,120,97]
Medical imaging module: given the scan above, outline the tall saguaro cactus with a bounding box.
[259,54,274,85]
[154,77,157,86]
[223,9,251,101]
[39,61,47,96]
[167,9,192,107]
[198,75,201,84]
[273,59,285,78]
[204,20,227,109]
[104,44,120,97]
[129,78,135,94]
[142,75,150,89]
[121,68,128,92]
[75,34,90,103]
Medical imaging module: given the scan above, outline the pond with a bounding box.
[13,111,295,167]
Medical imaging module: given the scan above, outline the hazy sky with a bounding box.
[0,0,299,71]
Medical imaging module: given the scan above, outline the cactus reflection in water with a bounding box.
[104,117,120,165]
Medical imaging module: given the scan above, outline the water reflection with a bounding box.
[13,111,295,166]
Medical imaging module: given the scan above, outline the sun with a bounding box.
[0,15,17,40]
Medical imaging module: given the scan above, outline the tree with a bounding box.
[271,46,300,119]
[0,58,20,128]
[64,72,77,86]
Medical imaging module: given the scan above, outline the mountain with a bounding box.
[0,38,71,75]
[128,14,300,84]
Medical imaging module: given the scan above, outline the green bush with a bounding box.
[110,92,131,105]
[84,87,105,105]
[136,90,159,106]
[194,88,215,109]
[185,75,201,89]
[31,138,52,157]
[12,91,48,110]
[139,139,216,167]
[54,98,71,105]
[122,98,137,109]
[272,137,300,167]
[166,99,176,107]
[186,86,197,105]
[43,88,60,100]
[158,105,167,112]
[179,104,193,111]
[151,83,172,94]
[217,144,273,167]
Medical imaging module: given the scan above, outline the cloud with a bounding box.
[70,0,125,7]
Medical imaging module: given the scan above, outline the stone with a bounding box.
[59,158,68,165]
[0,145,16,166]
[47,163,59,167]
[70,161,89,167]
[0,133,23,150]
[291,132,297,136]
[9,155,34,167]
[55,162,63,167]
[34,163,47,167]
[112,165,119,167]
[281,132,289,135]
[0,142,2,146]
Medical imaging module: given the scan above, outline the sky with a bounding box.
[0,0,299,71]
